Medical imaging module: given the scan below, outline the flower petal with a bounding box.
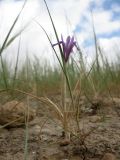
[52,35,77,63]
[66,36,71,48]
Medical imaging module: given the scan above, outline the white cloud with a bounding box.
[0,0,92,64]
[99,37,120,61]
[49,0,91,33]
[92,10,120,34]
[0,0,120,65]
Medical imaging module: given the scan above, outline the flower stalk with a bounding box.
[53,35,78,140]
[62,64,70,140]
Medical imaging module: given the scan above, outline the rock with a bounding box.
[89,115,101,123]
[29,125,41,135]
[0,100,36,127]
[102,153,116,160]
[59,139,70,146]
[41,128,54,136]
[81,106,93,114]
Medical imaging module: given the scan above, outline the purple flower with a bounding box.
[52,35,77,62]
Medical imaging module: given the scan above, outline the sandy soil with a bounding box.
[0,96,120,160]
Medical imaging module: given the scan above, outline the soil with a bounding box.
[0,96,120,160]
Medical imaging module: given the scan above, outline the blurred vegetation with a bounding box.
[0,47,120,98]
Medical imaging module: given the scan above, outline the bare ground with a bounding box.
[0,96,120,160]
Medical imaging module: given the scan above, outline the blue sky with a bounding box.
[0,0,120,64]
[75,0,120,46]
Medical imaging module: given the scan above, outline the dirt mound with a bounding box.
[0,100,36,127]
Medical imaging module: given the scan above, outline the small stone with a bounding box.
[102,153,116,160]
[29,125,41,135]
[89,115,101,123]
[59,139,70,146]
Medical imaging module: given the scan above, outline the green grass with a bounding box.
[0,48,120,97]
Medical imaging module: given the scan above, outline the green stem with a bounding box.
[62,64,70,140]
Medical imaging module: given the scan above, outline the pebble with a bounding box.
[102,153,116,160]
[89,115,101,123]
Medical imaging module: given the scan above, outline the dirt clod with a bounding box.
[102,153,116,160]
[0,100,36,127]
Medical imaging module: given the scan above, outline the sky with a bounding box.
[0,0,120,66]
